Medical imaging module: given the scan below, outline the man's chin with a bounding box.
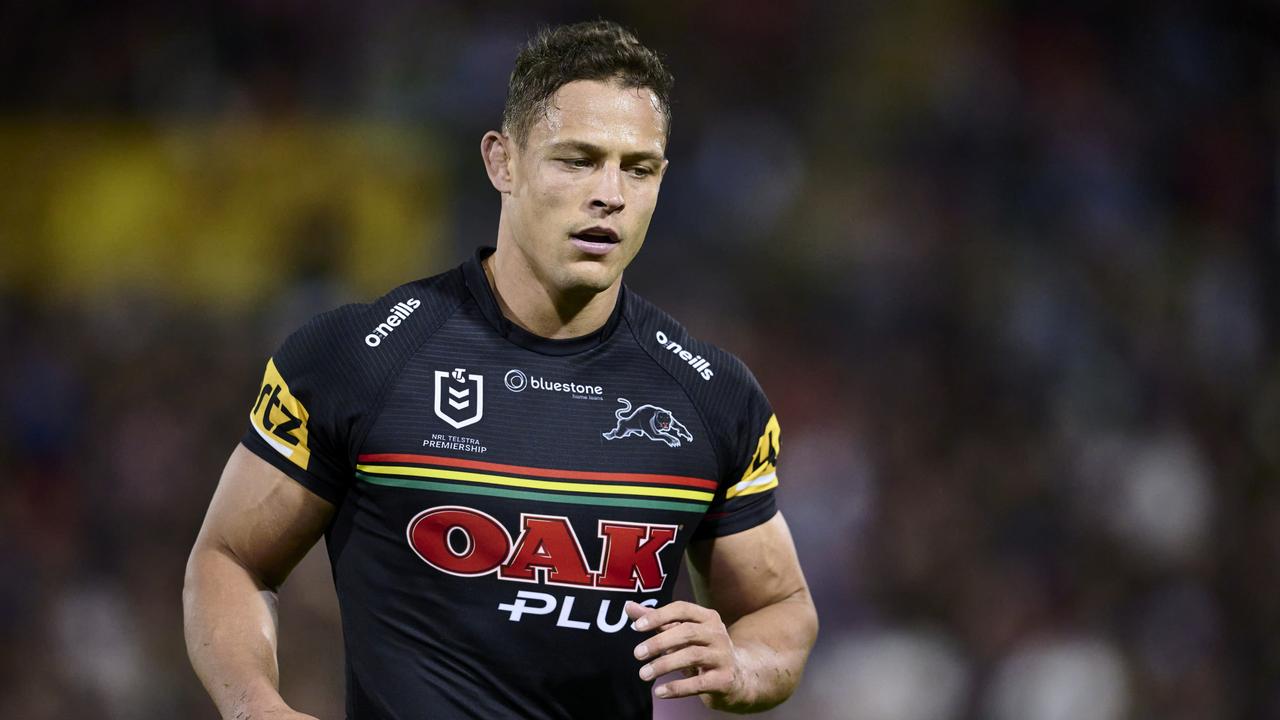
[558,261,621,296]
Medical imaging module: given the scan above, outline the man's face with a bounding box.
[501,79,669,296]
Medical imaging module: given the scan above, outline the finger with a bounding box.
[630,600,714,633]
[624,600,656,622]
[634,621,714,660]
[635,601,709,630]
[654,669,733,699]
[625,602,679,636]
[638,645,716,682]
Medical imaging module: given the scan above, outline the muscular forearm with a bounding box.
[183,543,288,718]
[640,515,818,712]
[714,589,818,713]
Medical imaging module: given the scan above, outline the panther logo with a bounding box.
[601,398,693,448]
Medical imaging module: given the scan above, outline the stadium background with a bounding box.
[0,2,1276,718]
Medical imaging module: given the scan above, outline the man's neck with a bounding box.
[483,245,620,339]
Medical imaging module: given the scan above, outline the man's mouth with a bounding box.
[571,227,620,243]
[569,227,621,256]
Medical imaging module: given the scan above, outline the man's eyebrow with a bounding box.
[548,140,664,163]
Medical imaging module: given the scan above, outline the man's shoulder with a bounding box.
[620,288,761,398]
[272,265,469,383]
[621,287,774,485]
[351,265,470,349]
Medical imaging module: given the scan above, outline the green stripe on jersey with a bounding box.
[356,472,709,514]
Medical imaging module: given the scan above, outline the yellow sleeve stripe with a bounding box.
[726,471,778,499]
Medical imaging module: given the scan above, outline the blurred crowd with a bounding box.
[0,2,1276,719]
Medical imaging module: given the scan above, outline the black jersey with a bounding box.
[241,248,781,720]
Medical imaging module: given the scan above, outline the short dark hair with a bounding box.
[502,20,674,147]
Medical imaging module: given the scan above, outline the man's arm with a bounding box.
[625,511,818,712]
[183,444,336,719]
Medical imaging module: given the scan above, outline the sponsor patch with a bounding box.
[250,358,312,470]
[405,506,679,592]
[726,413,780,499]
[504,368,604,401]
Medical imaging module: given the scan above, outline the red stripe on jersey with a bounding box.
[358,452,718,491]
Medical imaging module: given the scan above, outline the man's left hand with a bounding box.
[624,600,750,705]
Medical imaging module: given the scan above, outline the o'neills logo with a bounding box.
[365,298,422,347]
[654,330,714,381]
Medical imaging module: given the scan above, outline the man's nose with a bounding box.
[589,165,625,214]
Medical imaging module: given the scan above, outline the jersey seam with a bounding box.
[349,280,471,466]
[621,311,730,482]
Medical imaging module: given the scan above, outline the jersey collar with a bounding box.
[463,246,626,356]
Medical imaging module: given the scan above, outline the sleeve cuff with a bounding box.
[692,491,777,540]
[240,431,348,506]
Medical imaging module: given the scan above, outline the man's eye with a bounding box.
[628,166,653,178]
[563,158,592,168]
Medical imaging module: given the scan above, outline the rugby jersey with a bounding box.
[242,247,781,719]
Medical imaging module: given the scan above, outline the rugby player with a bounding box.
[183,20,817,719]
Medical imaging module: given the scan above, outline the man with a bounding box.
[184,20,817,719]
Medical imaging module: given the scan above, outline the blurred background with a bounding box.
[0,1,1276,718]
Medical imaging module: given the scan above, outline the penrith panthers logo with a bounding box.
[601,398,693,448]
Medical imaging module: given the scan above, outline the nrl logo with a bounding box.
[601,398,693,448]
[434,368,484,429]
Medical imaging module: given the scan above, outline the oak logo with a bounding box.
[249,358,311,470]
[434,368,484,429]
[406,506,678,592]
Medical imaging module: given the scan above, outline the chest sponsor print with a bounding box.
[405,506,678,592]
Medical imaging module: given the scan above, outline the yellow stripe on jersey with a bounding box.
[726,413,781,499]
[249,358,312,470]
[355,463,716,503]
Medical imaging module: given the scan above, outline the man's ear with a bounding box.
[481,131,515,193]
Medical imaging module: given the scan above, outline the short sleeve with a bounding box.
[693,380,780,540]
[237,272,467,504]
[240,315,360,505]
